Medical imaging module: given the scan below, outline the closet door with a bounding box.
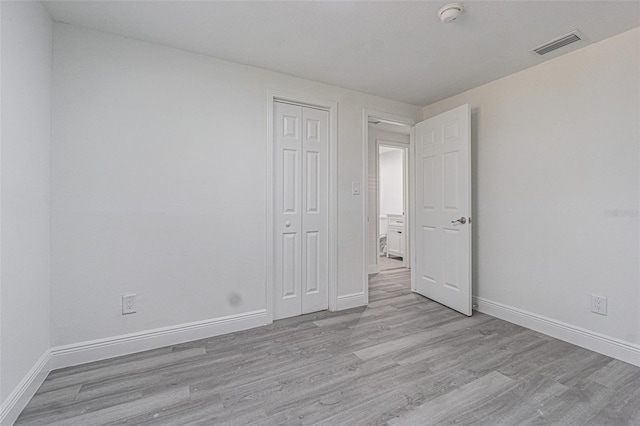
[301,107,328,314]
[274,102,303,320]
[274,102,328,320]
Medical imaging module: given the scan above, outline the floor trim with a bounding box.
[3,310,267,424]
[474,296,640,367]
[49,309,268,371]
[0,350,51,426]
[336,292,367,311]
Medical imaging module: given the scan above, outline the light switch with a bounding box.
[352,181,361,195]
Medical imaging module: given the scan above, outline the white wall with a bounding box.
[51,23,420,346]
[367,128,409,269]
[423,28,640,347]
[379,148,403,218]
[1,0,52,404]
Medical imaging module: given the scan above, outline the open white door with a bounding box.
[412,104,472,316]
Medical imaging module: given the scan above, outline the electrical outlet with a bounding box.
[122,294,137,315]
[591,295,607,316]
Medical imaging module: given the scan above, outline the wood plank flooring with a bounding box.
[16,268,640,425]
[379,255,404,271]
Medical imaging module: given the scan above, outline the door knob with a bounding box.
[285,221,291,228]
[451,217,467,225]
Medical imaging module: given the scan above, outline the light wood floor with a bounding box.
[379,255,404,271]
[17,268,640,425]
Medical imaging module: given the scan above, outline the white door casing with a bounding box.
[412,104,472,316]
[273,102,328,320]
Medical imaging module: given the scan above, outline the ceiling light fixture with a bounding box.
[438,3,464,24]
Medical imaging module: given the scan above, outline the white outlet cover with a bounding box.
[590,295,607,316]
[122,294,137,315]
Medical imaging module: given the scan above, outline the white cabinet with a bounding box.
[386,214,404,258]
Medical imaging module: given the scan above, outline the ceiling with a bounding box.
[43,1,640,106]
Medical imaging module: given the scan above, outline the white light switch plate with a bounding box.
[352,181,361,195]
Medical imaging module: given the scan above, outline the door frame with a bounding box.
[266,91,338,324]
[376,140,410,269]
[363,109,416,304]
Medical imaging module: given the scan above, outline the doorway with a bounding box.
[378,143,408,271]
[364,106,472,317]
[366,116,413,276]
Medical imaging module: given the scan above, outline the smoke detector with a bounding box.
[439,3,464,24]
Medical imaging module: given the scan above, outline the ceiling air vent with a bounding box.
[531,30,583,56]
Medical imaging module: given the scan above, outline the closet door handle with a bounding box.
[451,217,467,225]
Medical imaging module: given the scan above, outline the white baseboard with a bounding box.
[1,309,267,425]
[336,292,367,311]
[368,264,379,274]
[49,309,267,371]
[0,350,51,426]
[474,296,640,367]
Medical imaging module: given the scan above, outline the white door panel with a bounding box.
[274,102,328,320]
[274,102,303,319]
[301,107,328,314]
[413,104,471,316]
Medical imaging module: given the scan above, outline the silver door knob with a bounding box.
[285,221,291,227]
[451,217,467,225]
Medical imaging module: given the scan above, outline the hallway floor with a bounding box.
[378,255,404,271]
